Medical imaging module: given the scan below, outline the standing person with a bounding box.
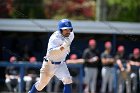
[83,39,100,93]
[29,19,74,93]
[115,45,131,93]
[129,48,140,93]
[101,41,114,93]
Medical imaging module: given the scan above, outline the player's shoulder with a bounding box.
[84,48,90,53]
[50,31,61,40]
[70,31,74,37]
[69,31,74,41]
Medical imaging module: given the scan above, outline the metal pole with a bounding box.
[112,34,116,54]
[79,65,83,93]
[19,66,25,93]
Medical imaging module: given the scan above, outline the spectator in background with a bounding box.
[5,56,19,92]
[66,54,84,93]
[129,48,140,93]
[101,41,114,93]
[66,54,84,64]
[82,39,100,93]
[24,56,39,92]
[115,45,131,93]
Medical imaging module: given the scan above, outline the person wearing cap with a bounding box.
[29,19,74,93]
[5,56,19,92]
[115,45,131,93]
[101,41,114,93]
[82,39,100,93]
[129,48,140,93]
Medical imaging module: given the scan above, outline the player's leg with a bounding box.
[126,75,131,93]
[84,67,91,93]
[118,72,124,93]
[5,78,12,92]
[108,68,114,93]
[130,73,137,93]
[29,61,55,93]
[101,67,109,93]
[55,62,72,93]
[91,68,98,93]
[24,76,32,92]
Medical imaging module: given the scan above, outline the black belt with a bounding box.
[44,58,61,65]
[51,62,61,64]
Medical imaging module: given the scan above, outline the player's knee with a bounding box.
[62,76,73,84]
[24,76,32,82]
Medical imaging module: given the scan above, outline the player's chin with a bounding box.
[65,34,70,37]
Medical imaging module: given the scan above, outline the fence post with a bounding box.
[19,65,25,93]
[79,64,83,93]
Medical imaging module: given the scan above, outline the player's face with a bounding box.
[90,43,96,49]
[62,29,71,37]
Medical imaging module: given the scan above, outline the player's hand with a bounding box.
[64,37,71,46]
[62,37,71,48]
[120,67,125,71]
[136,62,140,66]
[89,56,98,62]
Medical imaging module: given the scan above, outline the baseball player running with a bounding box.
[29,19,74,93]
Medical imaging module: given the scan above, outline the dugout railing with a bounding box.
[0,62,83,93]
[0,62,140,93]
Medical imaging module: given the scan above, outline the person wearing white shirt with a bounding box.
[29,19,74,93]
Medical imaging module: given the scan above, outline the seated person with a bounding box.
[24,56,39,92]
[5,56,19,92]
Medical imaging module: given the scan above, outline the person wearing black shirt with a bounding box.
[5,56,19,92]
[24,57,39,92]
[83,39,100,93]
[101,41,114,93]
[115,45,131,93]
[129,48,140,93]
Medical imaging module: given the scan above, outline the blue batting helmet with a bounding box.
[58,19,73,31]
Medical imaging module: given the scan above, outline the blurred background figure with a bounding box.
[66,54,84,93]
[115,45,131,93]
[101,41,114,93]
[5,56,19,92]
[82,39,100,93]
[129,48,140,93]
[23,56,39,92]
[66,54,84,64]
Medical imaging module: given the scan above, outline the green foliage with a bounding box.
[12,0,45,18]
[11,0,95,20]
[107,0,140,22]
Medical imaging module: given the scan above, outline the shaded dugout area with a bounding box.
[0,31,140,92]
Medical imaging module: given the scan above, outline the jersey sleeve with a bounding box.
[46,34,68,60]
[47,35,62,52]
[69,32,74,42]
[82,49,90,62]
